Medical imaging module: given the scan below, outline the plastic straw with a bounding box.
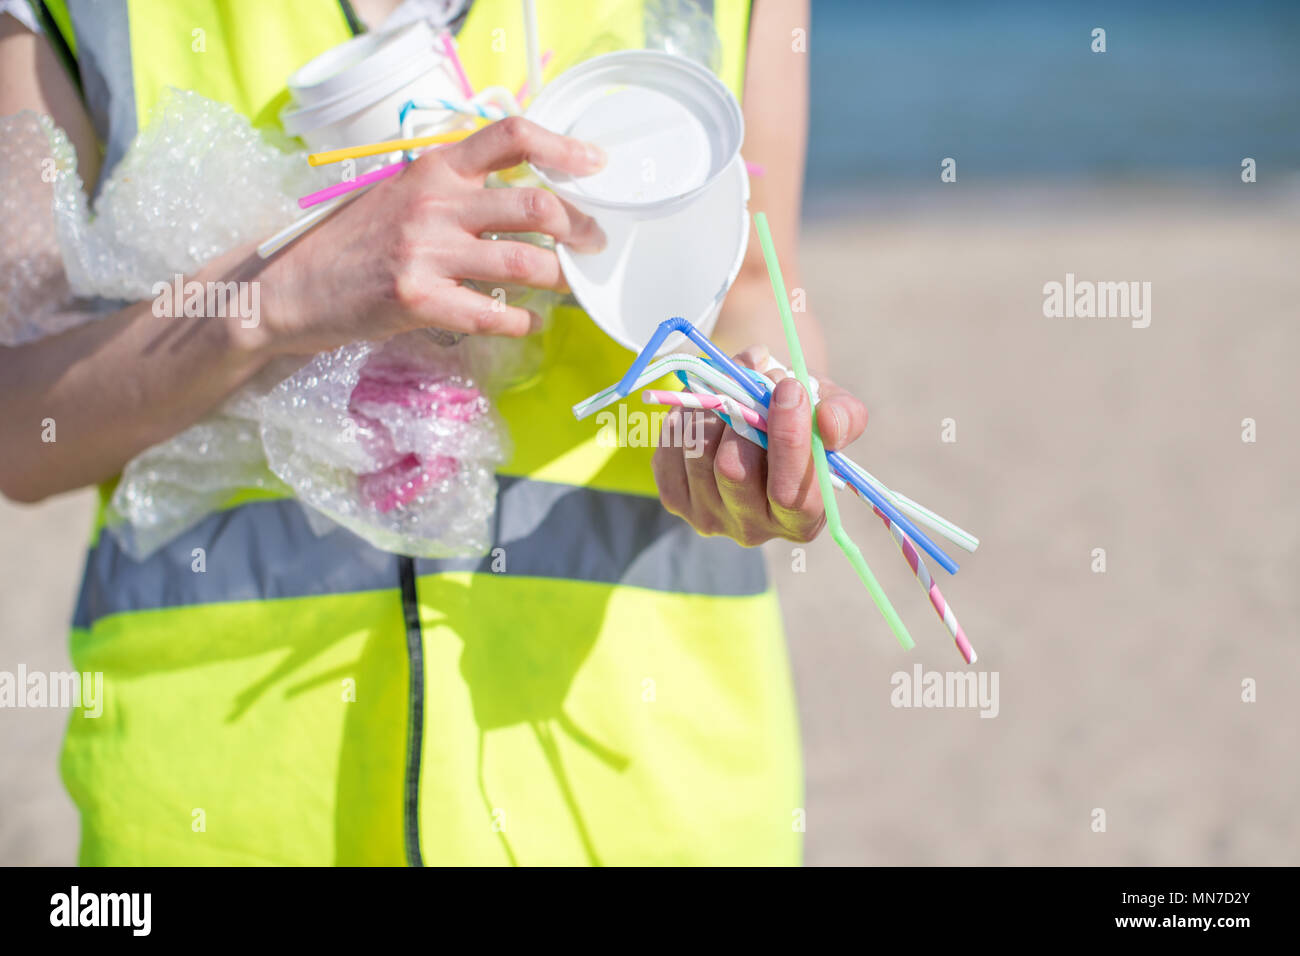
[400,96,509,123]
[642,389,768,430]
[257,184,370,259]
[297,159,406,208]
[753,211,914,650]
[574,354,762,420]
[307,128,476,166]
[522,0,542,105]
[593,341,977,555]
[642,376,978,553]
[734,353,978,553]
[610,316,958,574]
[840,458,979,553]
[860,495,977,664]
[441,32,475,99]
[643,384,976,662]
[515,49,553,103]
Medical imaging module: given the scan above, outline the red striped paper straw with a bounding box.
[644,386,769,448]
[641,389,767,430]
[298,160,406,209]
[859,493,977,665]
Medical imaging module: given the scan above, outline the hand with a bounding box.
[251,116,607,356]
[651,345,869,547]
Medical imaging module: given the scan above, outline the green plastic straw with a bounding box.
[753,213,914,651]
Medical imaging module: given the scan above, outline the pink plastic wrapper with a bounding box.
[260,331,508,557]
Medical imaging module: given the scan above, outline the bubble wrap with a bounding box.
[260,332,508,557]
[0,113,78,345]
[3,90,534,559]
[52,88,326,300]
[108,359,298,558]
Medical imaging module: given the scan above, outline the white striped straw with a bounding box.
[404,97,510,122]
[257,183,370,259]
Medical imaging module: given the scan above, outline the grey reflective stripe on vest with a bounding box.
[62,0,137,185]
[72,476,767,629]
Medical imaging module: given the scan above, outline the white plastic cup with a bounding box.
[525,51,749,352]
[281,21,465,153]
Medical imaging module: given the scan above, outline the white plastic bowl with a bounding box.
[556,154,750,353]
[526,50,744,221]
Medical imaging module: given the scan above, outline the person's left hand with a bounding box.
[651,345,869,547]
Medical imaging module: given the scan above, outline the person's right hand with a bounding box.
[249,116,607,356]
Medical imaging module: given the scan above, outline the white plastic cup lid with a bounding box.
[526,50,744,219]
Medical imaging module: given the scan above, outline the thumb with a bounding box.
[765,376,817,516]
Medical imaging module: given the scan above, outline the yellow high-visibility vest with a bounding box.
[41,0,801,865]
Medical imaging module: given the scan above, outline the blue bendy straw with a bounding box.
[611,316,959,575]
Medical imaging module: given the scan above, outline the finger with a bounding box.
[451,238,566,291]
[679,410,727,516]
[652,410,692,517]
[712,423,769,546]
[765,377,821,530]
[813,379,869,450]
[457,188,606,253]
[406,284,540,337]
[443,116,605,180]
[733,344,769,371]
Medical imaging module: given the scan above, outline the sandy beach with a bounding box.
[3,185,1297,865]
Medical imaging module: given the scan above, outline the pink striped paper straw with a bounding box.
[298,159,406,209]
[642,389,767,431]
[515,49,554,104]
[441,32,475,99]
[859,493,977,665]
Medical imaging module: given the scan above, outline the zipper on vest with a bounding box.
[398,555,425,867]
[329,0,428,870]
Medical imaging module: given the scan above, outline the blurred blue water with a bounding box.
[805,0,1300,197]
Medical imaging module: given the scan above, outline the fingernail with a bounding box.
[773,377,804,409]
[527,310,543,333]
[582,143,606,171]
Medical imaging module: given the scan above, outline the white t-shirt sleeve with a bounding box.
[0,0,41,34]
